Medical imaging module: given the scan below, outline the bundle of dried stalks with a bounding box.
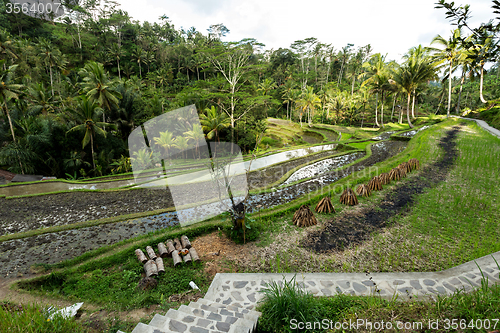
[408,158,420,171]
[398,163,408,177]
[293,205,318,227]
[379,173,391,185]
[389,168,401,181]
[340,188,358,206]
[315,197,335,213]
[398,162,410,173]
[356,184,371,197]
[368,176,383,191]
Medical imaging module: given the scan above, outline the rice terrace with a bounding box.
[1,0,500,332]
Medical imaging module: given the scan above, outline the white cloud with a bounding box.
[116,0,495,62]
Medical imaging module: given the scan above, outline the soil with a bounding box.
[0,140,406,278]
[302,125,461,253]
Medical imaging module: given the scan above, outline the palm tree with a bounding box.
[361,53,387,127]
[27,83,55,116]
[199,106,230,142]
[38,38,66,97]
[298,86,321,126]
[257,78,276,117]
[132,46,146,78]
[66,97,110,170]
[391,47,437,128]
[107,43,124,80]
[281,80,295,120]
[0,63,23,142]
[153,130,175,164]
[0,116,51,175]
[184,123,204,159]
[429,28,462,117]
[173,136,189,160]
[79,61,121,125]
[468,32,499,103]
[0,30,18,68]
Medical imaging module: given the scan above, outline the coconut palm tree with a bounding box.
[361,53,387,127]
[173,135,189,160]
[0,63,23,142]
[429,28,462,117]
[79,61,121,125]
[184,123,204,159]
[132,46,146,78]
[281,80,295,120]
[27,83,55,116]
[199,106,230,142]
[107,43,124,80]
[0,116,51,175]
[468,32,499,103]
[391,47,437,128]
[66,97,111,170]
[153,130,175,164]
[38,38,66,97]
[298,86,321,126]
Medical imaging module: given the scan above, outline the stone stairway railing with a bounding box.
[121,251,499,333]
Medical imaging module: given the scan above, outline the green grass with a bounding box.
[0,302,89,333]
[345,140,378,150]
[20,262,208,311]
[246,118,500,273]
[257,267,500,333]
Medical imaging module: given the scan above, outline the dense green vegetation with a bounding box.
[1,0,499,178]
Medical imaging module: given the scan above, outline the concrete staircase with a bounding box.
[119,297,261,333]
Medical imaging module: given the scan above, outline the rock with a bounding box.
[137,277,158,291]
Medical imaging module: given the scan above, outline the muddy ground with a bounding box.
[0,145,348,236]
[303,125,460,252]
[0,140,407,278]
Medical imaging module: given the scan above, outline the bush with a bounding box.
[257,275,322,333]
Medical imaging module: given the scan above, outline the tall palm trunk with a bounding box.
[90,131,96,170]
[374,92,380,127]
[4,102,16,142]
[391,94,396,121]
[456,70,466,114]
[447,62,452,117]
[411,89,416,119]
[117,58,121,80]
[479,64,487,103]
[407,92,414,129]
[49,65,54,97]
[380,92,384,127]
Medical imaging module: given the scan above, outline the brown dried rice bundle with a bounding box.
[389,168,401,181]
[315,197,336,213]
[293,205,318,227]
[379,172,391,185]
[340,188,358,206]
[356,184,371,197]
[368,176,383,191]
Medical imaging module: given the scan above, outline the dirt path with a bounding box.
[303,125,460,252]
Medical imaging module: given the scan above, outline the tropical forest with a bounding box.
[0,0,500,332]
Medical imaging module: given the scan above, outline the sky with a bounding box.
[116,0,495,62]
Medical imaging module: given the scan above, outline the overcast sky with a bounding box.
[117,0,494,62]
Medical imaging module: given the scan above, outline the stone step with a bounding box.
[194,298,261,318]
[131,322,167,333]
[190,299,261,323]
[178,304,256,332]
[149,307,251,333]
